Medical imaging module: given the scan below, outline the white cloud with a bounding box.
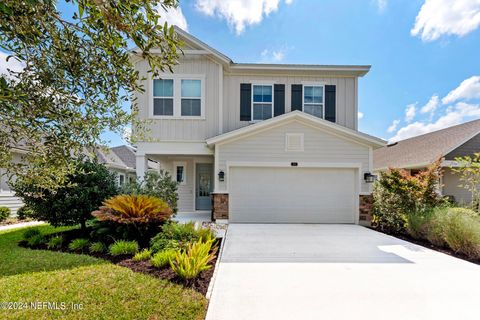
[387,119,400,133]
[442,76,480,104]
[195,0,292,34]
[157,5,188,30]
[358,111,364,119]
[420,95,439,114]
[0,51,24,77]
[260,47,289,62]
[389,102,480,142]
[411,0,480,41]
[405,103,417,122]
[373,0,387,13]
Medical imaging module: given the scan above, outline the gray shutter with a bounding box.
[291,84,302,111]
[240,83,251,121]
[325,85,336,123]
[274,84,285,116]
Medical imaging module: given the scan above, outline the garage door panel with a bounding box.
[229,167,356,223]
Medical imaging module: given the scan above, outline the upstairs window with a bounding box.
[252,85,273,121]
[181,80,201,116]
[303,85,324,118]
[153,79,174,116]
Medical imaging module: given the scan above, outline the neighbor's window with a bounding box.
[252,85,273,121]
[153,79,174,116]
[119,174,125,186]
[181,79,201,116]
[174,162,186,185]
[303,85,324,118]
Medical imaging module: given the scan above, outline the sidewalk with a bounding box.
[0,221,46,231]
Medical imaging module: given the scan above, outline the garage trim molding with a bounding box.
[225,161,361,224]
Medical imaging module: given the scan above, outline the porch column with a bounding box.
[136,154,148,180]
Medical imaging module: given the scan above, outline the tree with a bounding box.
[451,153,480,212]
[0,0,181,190]
[13,160,118,230]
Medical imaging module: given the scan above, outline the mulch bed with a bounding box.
[371,227,480,265]
[18,228,221,295]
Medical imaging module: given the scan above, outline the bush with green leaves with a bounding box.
[47,236,63,250]
[13,160,118,230]
[68,238,90,252]
[121,170,178,214]
[89,242,107,254]
[27,234,46,247]
[16,205,34,220]
[151,249,177,268]
[170,239,218,281]
[133,248,152,261]
[109,240,139,256]
[373,160,445,234]
[441,208,480,259]
[22,228,41,241]
[0,206,10,222]
[150,221,215,252]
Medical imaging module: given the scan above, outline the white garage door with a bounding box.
[229,167,357,223]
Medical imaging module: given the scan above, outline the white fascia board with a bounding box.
[136,141,213,156]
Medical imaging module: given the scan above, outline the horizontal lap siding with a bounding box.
[223,75,357,133]
[217,121,370,193]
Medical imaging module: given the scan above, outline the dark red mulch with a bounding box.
[371,228,480,265]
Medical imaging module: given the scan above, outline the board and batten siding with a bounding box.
[222,74,358,134]
[216,121,371,194]
[134,56,221,141]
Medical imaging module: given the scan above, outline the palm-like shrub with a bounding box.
[68,238,90,252]
[47,236,63,249]
[92,194,172,224]
[170,239,217,281]
[89,242,107,253]
[109,240,139,256]
[151,249,177,268]
[133,248,152,261]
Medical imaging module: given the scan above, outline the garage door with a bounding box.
[229,167,357,223]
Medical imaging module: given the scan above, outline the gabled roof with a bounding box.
[111,145,136,168]
[374,119,480,170]
[206,111,386,148]
[96,145,158,171]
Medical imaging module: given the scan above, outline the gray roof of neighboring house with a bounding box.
[96,145,158,171]
[374,119,480,170]
[111,145,136,168]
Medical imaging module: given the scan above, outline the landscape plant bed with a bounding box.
[371,227,480,265]
[0,217,34,227]
[18,228,222,295]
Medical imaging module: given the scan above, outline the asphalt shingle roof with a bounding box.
[374,119,480,170]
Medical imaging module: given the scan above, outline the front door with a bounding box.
[196,163,213,210]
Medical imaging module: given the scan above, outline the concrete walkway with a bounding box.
[206,224,480,320]
[0,221,45,231]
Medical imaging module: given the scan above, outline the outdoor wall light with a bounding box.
[218,170,225,182]
[364,172,377,183]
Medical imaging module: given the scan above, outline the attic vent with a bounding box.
[285,133,304,152]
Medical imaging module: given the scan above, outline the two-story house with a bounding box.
[132,28,385,225]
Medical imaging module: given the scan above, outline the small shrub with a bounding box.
[109,240,139,256]
[0,206,11,222]
[425,208,449,247]
[150,249,177,268]
[22,228,41,241]
[406,208,434,239]
[133,248,152,261]
[150,222,214,252]
[89,242,107,253]
[68,238,90,252]
[170,239,217,281]
[150,238,181,253]
[16,205,34,220]
[196,227,215,243]
[47,235,63,249]
[27,234,46,247]
[442,208,480,259]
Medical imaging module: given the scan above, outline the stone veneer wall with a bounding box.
[212,193,229,220]
[359,194,374,226]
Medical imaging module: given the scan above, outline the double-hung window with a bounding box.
[174,162,186,185]
[153,79,174,116]
[252,85,273,121]
[181,80,201,116]
[303,85,324,118]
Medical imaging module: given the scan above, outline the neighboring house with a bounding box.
[131,28,386,224]
[0,147,26,214]
[374,119,480,205]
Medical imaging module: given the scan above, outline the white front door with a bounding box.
[229,166,357,223]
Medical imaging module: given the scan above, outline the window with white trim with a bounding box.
[118,174,125,186]
[303,85,324,118]
[252,84,273,121]
[174,162,186,185]
[153,79,174,116]
[181,80,201,116]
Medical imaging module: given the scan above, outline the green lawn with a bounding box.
[0,226,207,319]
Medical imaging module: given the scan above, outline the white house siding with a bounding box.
[0,152,24,214]
[216,120,371,194]
[442,167,472,205]
[134,55,221,141]
[151,155,214,213]
[222,74,358,134]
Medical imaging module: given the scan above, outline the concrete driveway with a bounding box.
[206,224,480,320]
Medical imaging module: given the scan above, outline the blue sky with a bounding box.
[2,0,480,146]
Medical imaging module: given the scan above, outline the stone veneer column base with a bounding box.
[359,194,374,226]
[212,193,229,220]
